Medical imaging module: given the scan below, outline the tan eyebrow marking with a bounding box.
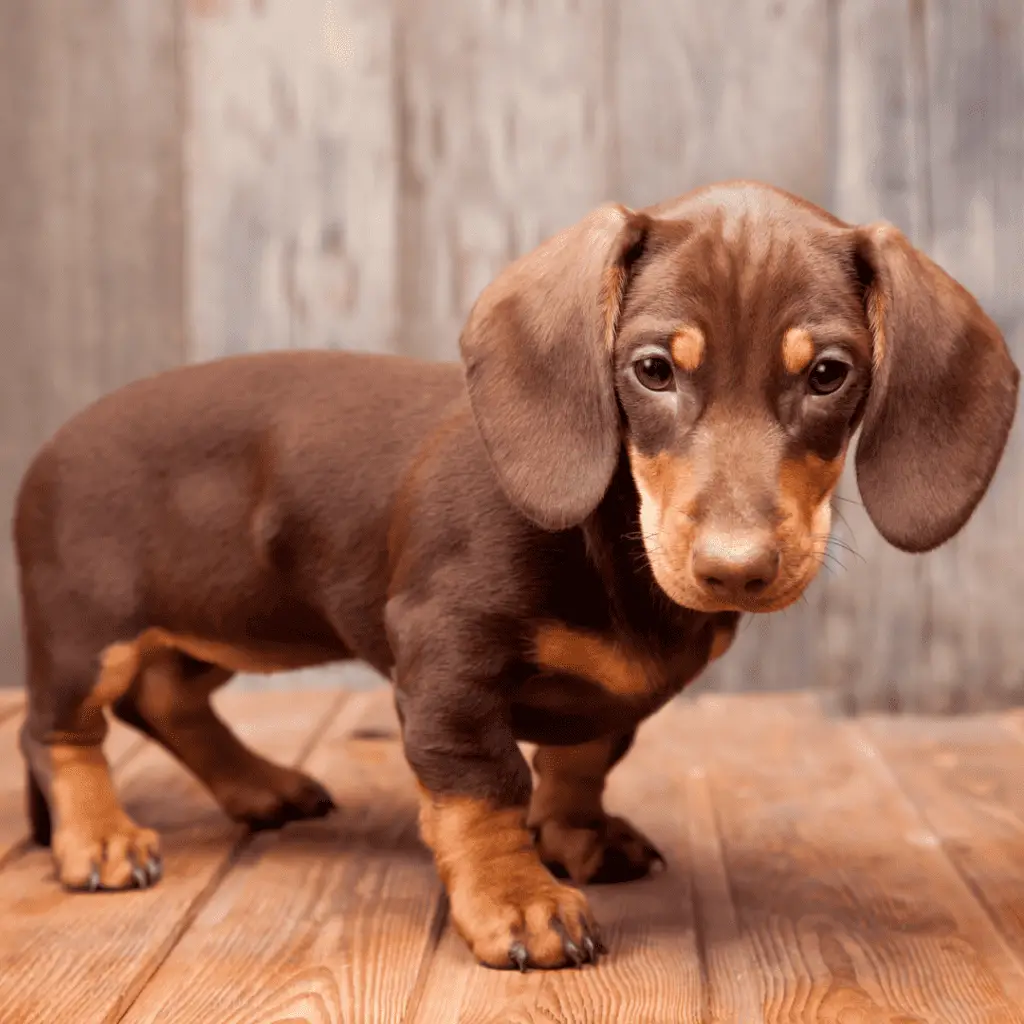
[782,327,815,374]
[671,326,705,372]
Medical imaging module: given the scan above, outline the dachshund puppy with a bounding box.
[14,181,1018,970]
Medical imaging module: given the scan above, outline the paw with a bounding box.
[53,816,162,892]
[533,814,665,885]
[216,767,336,830]
[450,874,604,970]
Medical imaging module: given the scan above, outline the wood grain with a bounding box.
[120,688,441,1024]
[397,0,613,361]
[0,688,342,1024]
[186,0,399,361]
[863,711,1024,970]
[408,713,704,1024]
[821,0,934,715]
[913,0,1024,712]
[613,0,830,209]
[680,694,1024,1020]
[0,0,185,690]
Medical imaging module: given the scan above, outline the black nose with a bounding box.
[692,530,780,600]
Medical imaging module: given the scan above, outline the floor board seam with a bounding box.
[846,719,1024,1001]
[398,889,449,1024]
[109,690,353,1023]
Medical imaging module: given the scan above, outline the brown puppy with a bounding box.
[14,182,1018,970]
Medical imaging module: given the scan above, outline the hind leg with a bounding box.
[21,639,162,890]
[113,650,335,829]
[528,731,664,885]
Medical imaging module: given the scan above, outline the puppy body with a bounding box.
[15,182,1018,969]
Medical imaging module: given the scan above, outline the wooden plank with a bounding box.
[0,714,145,868]
[613,0,830,209]
[397,0,613,361]
[822,0,933,714]
[186,0,398,361]
[0,688,342,1024]
[0,0,185,689]
[408,711,704,1023]
[120,687,441,1024]
[680,694,1024,1019]
[862,712,1024,971]
[902,0,1024,711]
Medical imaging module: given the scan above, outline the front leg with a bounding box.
[393,627,602,970]
[529,732,664,885]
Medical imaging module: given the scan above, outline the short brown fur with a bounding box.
[14,181,1018,973]
[529,736,662,887]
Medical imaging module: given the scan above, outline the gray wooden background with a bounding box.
[1,0,1021,712]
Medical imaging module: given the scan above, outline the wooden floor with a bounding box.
[4,688,1024,1023]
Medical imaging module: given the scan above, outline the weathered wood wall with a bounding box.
[2,0,1021,711]
[0,2,185,685]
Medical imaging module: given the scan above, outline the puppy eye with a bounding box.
[634,355,675,392]
[807,358,849,396]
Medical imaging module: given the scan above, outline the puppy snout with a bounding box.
[692,529,780,600]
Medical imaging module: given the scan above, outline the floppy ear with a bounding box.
[459,205,649,530]
[853,223,1020,552]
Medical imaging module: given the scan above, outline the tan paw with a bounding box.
[450,871,604,970]
[533,813,665,885]
[53,815,162,892]
[213,766,336,830]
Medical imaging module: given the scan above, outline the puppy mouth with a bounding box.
[641,547,818,615]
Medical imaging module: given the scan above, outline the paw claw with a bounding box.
[131,862,148,889]
[509,942,529,972]
[146,856,162,884]
[87,864,101,893]
[551,917,585,967]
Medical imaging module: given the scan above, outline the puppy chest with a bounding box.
[531,625,662,699]
[528,622,716,703]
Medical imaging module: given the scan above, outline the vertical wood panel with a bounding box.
[0,1,185,687]
[920,0,1024,711]
[827,0,1024,712]
[613,0,831,210]
[824,0,933,713]
[396,0,613,360]
[186,0,399,361]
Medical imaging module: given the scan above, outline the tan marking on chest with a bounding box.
[671,326,706,372]
[708,620,738,661]
[782,327,815,374]
[533,625,656,698]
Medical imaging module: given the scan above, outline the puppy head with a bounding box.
[460,182,1019,614]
